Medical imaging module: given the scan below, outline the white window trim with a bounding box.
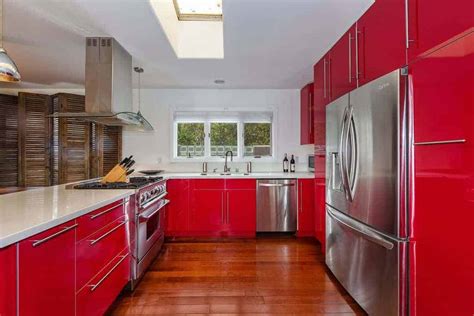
[170,106,277,163]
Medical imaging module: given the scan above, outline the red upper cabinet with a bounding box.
[300,83,314,145]
[297,179,315,237]
[329,24,358,100]
[0,246,16,316]
[19,221,77,316]
[166,179,190,235]
[357,0,407,85]
[313,54,331,107]
[407,0,474,62]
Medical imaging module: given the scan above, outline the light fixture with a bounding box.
[214,79,225,84]
[0,0,20,82]
[173,0,223,21]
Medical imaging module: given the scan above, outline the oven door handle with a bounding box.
[140,192,168,209]
[139,199,170,222]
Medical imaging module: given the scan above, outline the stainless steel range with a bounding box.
[74,176,169,289]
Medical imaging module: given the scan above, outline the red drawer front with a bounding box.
[76,247,130,316]
[191,179,225,190]
[77,199,125,241]
[76,216,129,290]
[225,179,256,190]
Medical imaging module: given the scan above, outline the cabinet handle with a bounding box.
[31,224,78,247]
[355,28,361,80]
[90,202,123,220]
[89,254,129,292]
[226,191,230,224]
[309,91,313,135]
[414,139,466,146]
[405,0,417,48]
[89,220,128,245]
[348,33,352,83]
[221,192,225,224]
[323,59,327,98]
[328,59,332,98]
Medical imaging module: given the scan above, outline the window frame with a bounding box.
[171,108,276,162]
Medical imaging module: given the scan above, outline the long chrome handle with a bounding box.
[342,105,355,202]
[326,206,394,250]
[89,220,128,245]
[258,183,296,187]
[139,200,169,222]
[323,59,327,98]
[328,59,332,98]
[90,202,123,220]
[141,192,168,209]
[89,254,129,292]
[226,191,230,224]
[414,139,466,146]
[338,106,349,196]
[32,224,78,247]
[309,91,313,135]
[348,32,352,83]
[355,28,360,80]
[221,192,225,224]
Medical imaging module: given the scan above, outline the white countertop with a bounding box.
[158,171,315,179]
[0,185,134,248]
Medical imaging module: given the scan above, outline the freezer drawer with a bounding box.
[326,205,405,316]
[256,179,297,232]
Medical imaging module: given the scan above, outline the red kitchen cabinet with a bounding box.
[313,54,331,106]
[189,188,225,234]
[314,180,326,253]
[166,179,190,235]
[329,24,358,100]
[300,83,314,145]
[19,220,77,316]
[226,181,256,236]
[357,0,407,85]
[297,179,315,237]
[407,0,474,62]
[410,33,474,316]
[0,245,16,316]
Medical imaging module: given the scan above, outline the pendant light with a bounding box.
[0,0,21,82]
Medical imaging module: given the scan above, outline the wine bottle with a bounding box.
[283,153,289,172]
[290,155,296,173]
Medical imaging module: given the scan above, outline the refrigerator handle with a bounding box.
[326,206,395,250]
[344,104,357,202]
[338,106,349,197]
[340,105,354,202]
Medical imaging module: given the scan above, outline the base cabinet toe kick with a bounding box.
[0,198,132,316]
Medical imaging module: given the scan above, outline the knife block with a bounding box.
[101,164,128,184]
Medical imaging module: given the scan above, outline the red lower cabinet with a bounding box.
[297,179,314,237]
[18,221,77,316]
[226,188,256,236]
[166,179,190,235]
[314,180,326,253]
[77,247,130,316]
[190,188,226,234]
[0,245,16,316]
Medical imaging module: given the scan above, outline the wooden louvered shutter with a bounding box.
[18,93,52,187]
[51,94,90,184]
[0,94,19,187]
[90,123,122,177]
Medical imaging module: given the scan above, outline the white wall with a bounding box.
[124,89,314,172]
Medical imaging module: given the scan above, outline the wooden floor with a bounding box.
[110,237,366,315]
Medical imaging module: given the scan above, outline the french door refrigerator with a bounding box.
[325,69,408,316]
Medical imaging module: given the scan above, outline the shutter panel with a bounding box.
[51,94,90,184]
[0,94,19,187]
[90,123,122,177]
[18,93,52,187]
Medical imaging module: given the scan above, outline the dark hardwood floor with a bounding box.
[110,237,366,315]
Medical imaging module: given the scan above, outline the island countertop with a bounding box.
[0,184,134,248]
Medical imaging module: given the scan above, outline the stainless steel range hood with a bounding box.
[50,37,153,131]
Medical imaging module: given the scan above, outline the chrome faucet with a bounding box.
[224,150,233,174]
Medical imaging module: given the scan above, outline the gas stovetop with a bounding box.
[73,176,164,190]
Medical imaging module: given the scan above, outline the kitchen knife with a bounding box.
[126,169,135,176]
[124,160,135,169]
[119,157,128,166]
[120,155,133,167]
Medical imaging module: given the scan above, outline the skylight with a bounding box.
[173,0,223,21]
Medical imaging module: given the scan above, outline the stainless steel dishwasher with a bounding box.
[256,179,297,232]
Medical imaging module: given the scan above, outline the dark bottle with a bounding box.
[283,153,289,172]
[290,155,296,173]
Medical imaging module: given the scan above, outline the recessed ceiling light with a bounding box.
[214,79,225,84]
[173,0,223,22]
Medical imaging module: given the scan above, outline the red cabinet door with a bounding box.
[297,179,315,237]
[19,221,77,316]
[166,179,190,235]
[314,180,326,253]
[407,0,474,62]
[300,83,314,145]
[412,33,474,144]
[226,188,256,237]
[357,0,407,85]
[0,245,16,316]
[189,189,225,234]
[329,24,357,100]
[313,54,331,107]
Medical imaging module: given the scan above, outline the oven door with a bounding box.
[137,198,169,261]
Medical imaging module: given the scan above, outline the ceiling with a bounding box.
[0,0,374,89]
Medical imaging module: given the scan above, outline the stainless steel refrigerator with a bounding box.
[325,69,408,316]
